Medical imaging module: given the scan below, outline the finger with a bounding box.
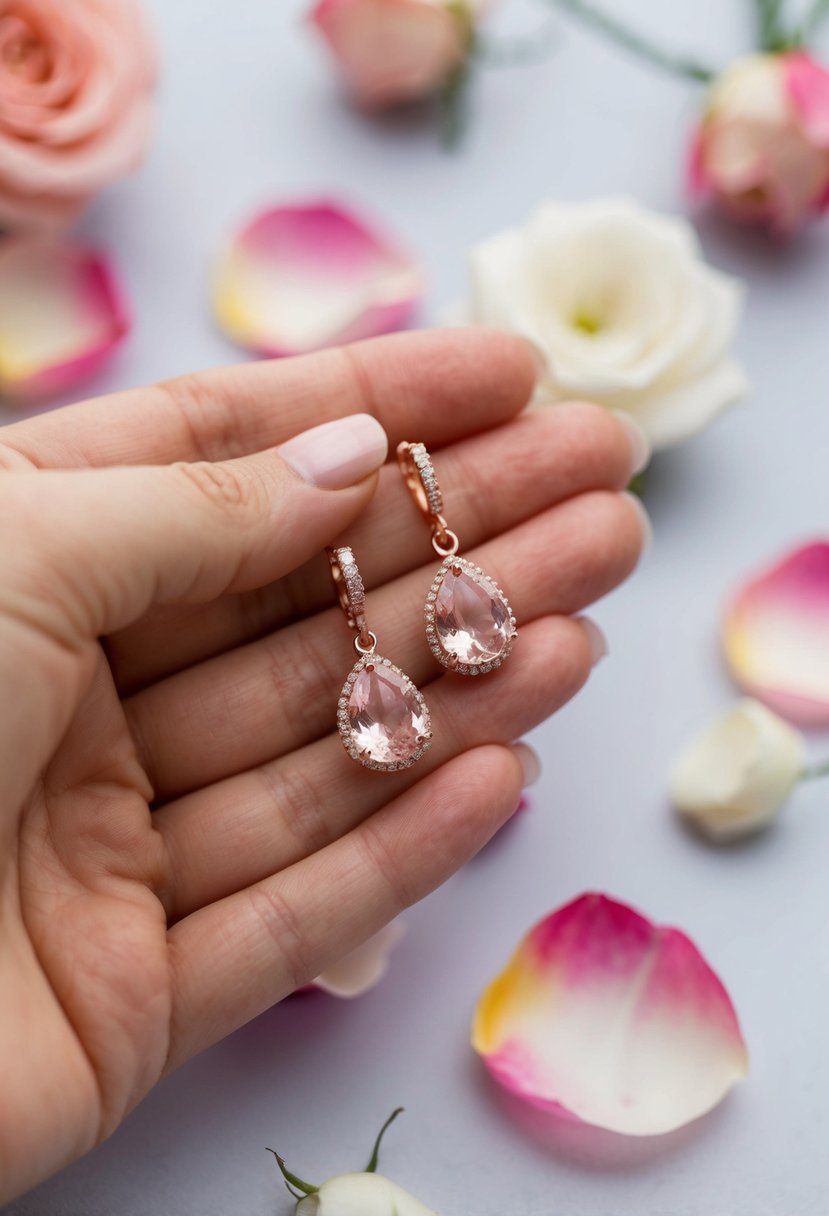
[129,489,647,798]
[2,414,388,647]
[155,615,595,922]
[110,400,644,691]
[165,742,531,1068]
[0,329,538,469]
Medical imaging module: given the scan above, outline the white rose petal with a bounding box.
[312,921,405,999]
[297,1173,438,1216]
[670,698,805,840]
[460,197,748,452]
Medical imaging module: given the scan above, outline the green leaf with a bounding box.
[438,58,473,149]
[266,1148,319,1196]
[754,0,797,51]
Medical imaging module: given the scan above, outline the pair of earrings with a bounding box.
[328,440,517,772]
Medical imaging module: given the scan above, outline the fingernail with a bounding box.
[577,616,608,666]
[510,741,542,788]
[623,490,654,551]
[279,414,388,490]
[610,409,651,476]
[520,335,550,382]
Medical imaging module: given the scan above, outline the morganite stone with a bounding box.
[435,568,511,664]
[347,662,429,765]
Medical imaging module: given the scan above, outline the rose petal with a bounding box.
[627,354,748,450]
[311,921,405,999]
[724,541,829,726]
[0,238,129,401]
[213,201,422,358]
[785,53,829,148]
[472,893,748,1136]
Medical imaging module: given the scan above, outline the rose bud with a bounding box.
[670,699,805,840]
[296,1173,437,1216]
[270,1109,438,1216]
[692,51,829,234]
[309,0,480,108]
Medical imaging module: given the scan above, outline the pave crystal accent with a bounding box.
[425,556,516,675]
[331,545,367,634]
[409,442,443,516]
[338,654,432,771]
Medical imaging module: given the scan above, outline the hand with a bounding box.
[0,330,647,1201]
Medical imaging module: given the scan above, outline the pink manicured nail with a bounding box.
[520,335,550,381]
[578,616,609,666]
[610,409,651,476]
[279,414,388,489]
[511,741,542,788]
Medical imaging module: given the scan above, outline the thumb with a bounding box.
[3,412,388,643]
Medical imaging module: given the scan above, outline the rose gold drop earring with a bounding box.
[328,546,432,771]
[397,441,517,676]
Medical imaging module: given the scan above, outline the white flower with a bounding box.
[670,699,805,840]
[296,1173,437,1216]
[459,197,748,451]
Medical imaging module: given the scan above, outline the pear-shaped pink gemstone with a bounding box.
[435,567,511,665]
[347,661,429,766]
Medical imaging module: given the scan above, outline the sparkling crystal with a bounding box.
[346,661,429,765]
[435,566,511,665]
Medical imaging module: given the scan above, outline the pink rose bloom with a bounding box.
[0,0,157,233]
[692,51,829,234]
[310,0,481,108]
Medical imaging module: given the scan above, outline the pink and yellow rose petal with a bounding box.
[473,894,748,1136]
[213,202,422,358]
[0,240,129,402]
[724,541,829,727]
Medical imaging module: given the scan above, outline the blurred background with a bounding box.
[3,1,829,1213]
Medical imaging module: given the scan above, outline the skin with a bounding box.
[0,330,645,1202]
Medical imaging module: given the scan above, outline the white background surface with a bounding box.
[4,1,829,1213]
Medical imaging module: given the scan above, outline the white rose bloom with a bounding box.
[460,197,748,451]
[670,699,805,840]
[296,1173,437,1216]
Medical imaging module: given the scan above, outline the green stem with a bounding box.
[438,58,473,149]
[476,20,560,68]
[266,1149,319,1196]
[627,471,646,499]
[754,0,791,51]
[546,0,716,82]
[365,1108,404,1174]
[800,758,829,782]
[799,0,829,44]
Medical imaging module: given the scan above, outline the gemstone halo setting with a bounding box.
[426,555,517,675]
[337,653,432,771]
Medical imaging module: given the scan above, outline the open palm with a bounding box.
[0,330,646,1202]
